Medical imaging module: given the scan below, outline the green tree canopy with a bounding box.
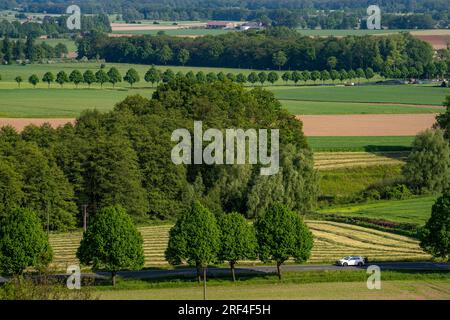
[217,212,257,281]
[435,96,450,140]
[77,206,144,285]
[95,69,109,88]
[56,71,69,87]
[123,68,140,87]
[107,67,122,87]
[83,70,96,87]
[28,74,39,87]
[0,208,53,276]
[42,72,54,88]
[254,203,313,279]
[403,129,450,194]
[165,202,220,282]
[69,70,83,88]
[144,66,161,86]
[420,190,450,261]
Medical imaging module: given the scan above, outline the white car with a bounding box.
[336,256,366,267]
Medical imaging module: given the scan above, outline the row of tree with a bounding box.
[10,66,382,89]
[0,36,68,64]
[1,194,448,288]
[0,202,313,286]
[77,30,439,73]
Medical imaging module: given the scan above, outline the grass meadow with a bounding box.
[96,279,450,299]
[319,196,437,226]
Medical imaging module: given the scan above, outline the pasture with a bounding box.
[319,196,437,226]
[307,136,415,152]
[48,220,431,271]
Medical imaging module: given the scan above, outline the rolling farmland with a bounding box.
[48,221,431,271]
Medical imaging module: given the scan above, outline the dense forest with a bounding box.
[77,29,438,73]
[0,36,69,62]
[0,79,318,230]
[2,0,449,28]
[0,14,111,38]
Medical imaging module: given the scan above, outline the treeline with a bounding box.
[77,30,439,73]
[6,0,450,29]
[0,79,318,231]
[0,36,68,63]
[0,14,111,38]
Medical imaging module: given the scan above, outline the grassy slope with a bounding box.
[319,164,403,198]
[319,196,436,226]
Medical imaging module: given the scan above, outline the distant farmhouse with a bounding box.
[240,22,265,31]
[206,21,237,29]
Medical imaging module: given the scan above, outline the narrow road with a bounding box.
[1,262,448,284]
[94,262,450,280]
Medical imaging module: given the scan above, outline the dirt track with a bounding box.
[297,114,438,136]
[0,114,438,136]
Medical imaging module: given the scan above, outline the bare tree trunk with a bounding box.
[276,262,282,280]
[196,262,201,284]
[203,267,207,300]
[230,261,236,282]
[112,272,117,286]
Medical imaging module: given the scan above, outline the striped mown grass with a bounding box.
[48,220,430,270]
[314,151,407,170]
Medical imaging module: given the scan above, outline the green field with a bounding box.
[320,196,436,226]
[112,28,229,36]
[0,62,446,118]
[307,136,415,152]
[0,87,440,118]
[35,38,78,52]
[97,279,450,300]
[272,85,449,106]
[319,164,404,198]
[0,88,152,117]
[283,100,440,115]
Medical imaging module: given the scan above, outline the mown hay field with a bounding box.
[49,220,430,271]
[314,151,407,170]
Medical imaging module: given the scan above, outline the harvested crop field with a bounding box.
[298,114,437,136]
[314,151,407,170]
[0,114,437,137]
[0,118,74,131]
[48,221,430,270]
[414,35,450,50]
